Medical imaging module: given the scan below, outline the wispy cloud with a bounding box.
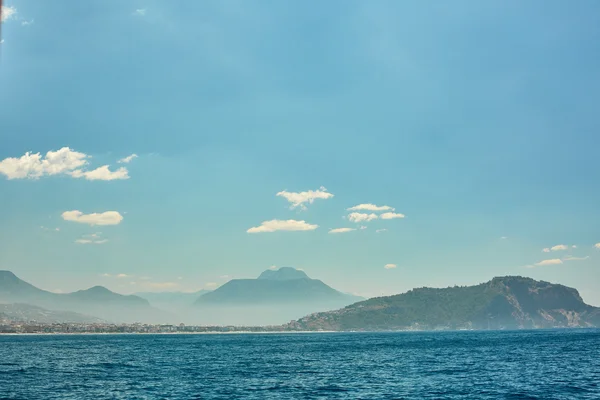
[75,232,108,245]
[247,219,318,233]
[376,229,387,233]
[99,273,131,278]
[276,186,333,210]
[71,165,129,181]
[1,5,17,22]
[500,236,508,240]
[118,154,138,164]
[380,212,405,220]
[133,9,146,16]
[62,210,123,226]
[562,255,589,261]
[347,212,378,223]
[328,227,356,234]
[347,204,394,212]
[529,259,563,268]
[542,244,573,252]
[384,264,397,269]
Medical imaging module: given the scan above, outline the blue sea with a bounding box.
[1,330,599,399]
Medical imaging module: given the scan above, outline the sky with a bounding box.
[1,1,600,304]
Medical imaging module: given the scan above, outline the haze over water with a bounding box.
[2,329,599,399]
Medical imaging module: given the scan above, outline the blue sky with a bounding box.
[1,1,600,303]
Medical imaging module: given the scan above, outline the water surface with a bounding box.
[1,329,599,399]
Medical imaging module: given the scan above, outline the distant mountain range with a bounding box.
[0,271,169,323]
[286,276,600,331]
[193,267,364,325]
[196,267,362,305]
[0,303,104,324]
[135,290,212,312]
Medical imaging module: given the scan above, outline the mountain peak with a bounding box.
[257,267,310,281]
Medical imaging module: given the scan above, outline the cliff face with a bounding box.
[286,276,599,331]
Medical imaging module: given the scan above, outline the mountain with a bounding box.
[0,303,105,324]
[285,276,600,331]
[193,267,363,325]
[0,271,171,323]
[135,290,212,311]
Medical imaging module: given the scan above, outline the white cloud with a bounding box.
[359,226,367,230]
[71,165,129,181]
[533,259,563,267]
[500,236,508,240]
[276,186,333,210]
[562,255,589,261]
[380,212,405,220]
[75,233,108,245]
[62,210,123,226]
[133,9,146,16]
[205,282,218,289]
[247,219,318,233]
[0,147,88,179]
[100,273,112,277]
[595,243,600,249]
[347,204,394,212]
[376,229,387,233]
[219,275,231,279]
[550,244,568,251]
[1,5,17,22]
[347,212,378,223]
[118,154,138,164]
[268,265,278,270]
[542,248,550,253]
[116,274,131,278]
[572,245,577,249]
[21,19,33,26]
[328,227,356,234]
[0,147,130,181]
[384,264,397,269]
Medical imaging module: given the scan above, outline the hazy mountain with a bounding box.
[193,267,363,325]
[0,303,105,324]
[285,276,600,331]
[135,290,212,311]
[0,270,171,324]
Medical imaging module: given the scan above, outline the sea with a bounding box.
[1,329,599,399]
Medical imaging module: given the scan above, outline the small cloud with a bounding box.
[276,186,333,210]
[542,248,550,253]
[533,259,563,267]
[1,5,17,22]
[133,9,146,16]
[71,165,129,181]
[562,255,589,261]
[376,229,387,233]
[595,243,600,249]
[62,210,123,226]
[380,212,405,220]
[384,264,397,269]
[347,204,394,212]
[75,232,108,245]
[204,282,218,289]
[116,274,131,278]
[347,212,378,223]
[268,265,278,270]
[247,219,318,233]
[75,239,93,244]
[500,236,508,240]
[40,226,60,232]
[219,275,231,279]
[100,273,112,278]
[296,268,304,271]
[328,227,356,234]
[21,19,33,26]
[118,154,138,164]
[177,276,183,280]
[359,226,367,230]
[572,245,577,249]
[550,244,568,251]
